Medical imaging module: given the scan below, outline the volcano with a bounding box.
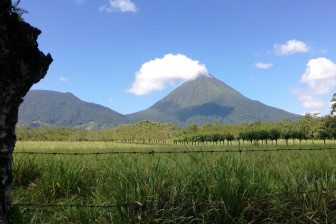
[19,75,301,129]
[127,75,301,126]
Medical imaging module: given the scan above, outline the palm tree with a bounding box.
[331,93,336,115]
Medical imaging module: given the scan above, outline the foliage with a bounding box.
[331,93,336,115]
[17,120,181,143]
[187,123,198,134]
[10,0,27,15]
[11,141,336,223]
[16,113,336,144]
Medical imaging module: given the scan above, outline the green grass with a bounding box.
[11,141,336,223]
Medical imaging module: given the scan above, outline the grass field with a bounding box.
[11,141,336,223]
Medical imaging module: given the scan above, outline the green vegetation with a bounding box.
[13,114,336,222]
[331,93,336,115]
[128,75,301,126]
[12,141,336,223]
[17,120,181,143]
[16,113,336,144]
[19,90,128,129]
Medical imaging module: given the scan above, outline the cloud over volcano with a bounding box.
[127,54,209,95]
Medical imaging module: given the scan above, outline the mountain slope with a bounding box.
[127,75,301,126]
[18,90,129,129]
[19,75,301,129]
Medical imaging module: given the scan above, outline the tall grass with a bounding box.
[11,141,336,223]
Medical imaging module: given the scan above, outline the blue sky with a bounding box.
[20,0,336,116]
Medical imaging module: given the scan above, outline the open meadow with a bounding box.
[11,140,336,223]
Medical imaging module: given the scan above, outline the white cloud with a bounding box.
[255,62,273,69]
[292,58,336,113]
[109,97,113,102]
[291,88,325,109]
[99,0,137,13]
[127,54,209,95]
[274,39,310,55]
[59,76,69,82]
[300,57,336,94]
[298,95,325,109]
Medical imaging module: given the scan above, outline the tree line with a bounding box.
[16,120,180,143]
[16,113,336,144]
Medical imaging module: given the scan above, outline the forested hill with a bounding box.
[18,90,129,129]
[127,75,301,126]
[19,75,301,129]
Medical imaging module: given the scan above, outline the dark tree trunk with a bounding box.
[0,2,52,223]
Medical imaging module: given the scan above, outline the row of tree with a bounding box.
[173,128,336,146]
[16,120,180,143]
[16,113,336,144]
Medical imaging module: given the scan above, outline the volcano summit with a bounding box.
[127,75,301,127]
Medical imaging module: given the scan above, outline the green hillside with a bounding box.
[127,75,301,126]
[18,90,129,129]
[19,75,301,129]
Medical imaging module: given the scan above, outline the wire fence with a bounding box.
[12,146,336,156]
[11,146,336,213]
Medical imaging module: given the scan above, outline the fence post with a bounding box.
[0,2,52,222]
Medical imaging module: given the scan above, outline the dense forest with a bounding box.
[16,113,336,144]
